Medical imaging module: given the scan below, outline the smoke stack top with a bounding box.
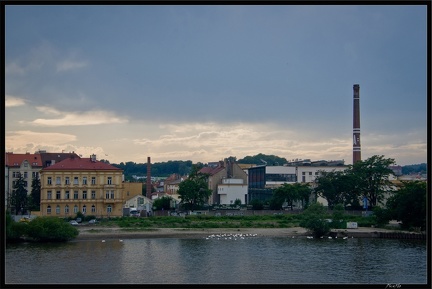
[353,84,361,164]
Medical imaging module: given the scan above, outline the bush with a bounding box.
[299,203,331,238]
[26,216,79,242]
[249,199,264,210]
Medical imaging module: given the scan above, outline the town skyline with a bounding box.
[5,5,428,166]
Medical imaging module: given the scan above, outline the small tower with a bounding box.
[353,84,361,164]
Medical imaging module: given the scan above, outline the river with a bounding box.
[5,236,427,285]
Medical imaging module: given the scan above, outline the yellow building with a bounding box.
[40,154,124,218]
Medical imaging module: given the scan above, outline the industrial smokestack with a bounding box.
[353,84,361,164]
[146,157,152,199]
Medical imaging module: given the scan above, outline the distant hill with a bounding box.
[237,153,288,166]
[109,156,426,180]
[401,163,427,175]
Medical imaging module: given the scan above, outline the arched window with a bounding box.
[91,205,96,213]
[73,205,78,214]
[107,205,112,213]
[56,205,60,214]
[65,205,69,214]
[82,205,87,214]
[47,205,51,214]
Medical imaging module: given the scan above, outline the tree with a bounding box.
[272,183,311,210]
[314,170,358,209]
[299,202,331,238]
[29,176,41,211]
[249,199,264,210]
[386,181,426,230]
[350,155,396,208]
[10,173,28,215]
[153,196,173,210]
[178,164,212,210]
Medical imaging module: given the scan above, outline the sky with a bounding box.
[4,4,429,166]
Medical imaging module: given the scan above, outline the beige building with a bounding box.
[199,159,248,205]
[40,154,124,218]
[5,151,78,213]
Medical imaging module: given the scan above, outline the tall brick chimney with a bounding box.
[146,157,152,199]
[353,84,361,164]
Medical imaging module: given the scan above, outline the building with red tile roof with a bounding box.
[40,154,125,218]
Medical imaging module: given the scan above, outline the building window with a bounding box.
[82,177,87,185]
[107,177,112,185]
[47,191,52,199]
[56,205,60,214]
[32,172,39,178]
[106,191,110,199]
[56,177,61,185]
[74,177,79,185]
[73,205,78,214]
[110,191,114,199]
[107,205,112,213]
[23,172,28,178]
[91,177,96,185]
[309,172,312,176]
[47,177,52,185]
[82,205,87,214]
[74,191,79,199]
[83,191,87,199]
[56,191,61,199]
[91,205,96,213]
[65,191,70,199]
[65,177,70,185]
[47,205,51,214]
[91,191,96,199]
[65,205,69,214]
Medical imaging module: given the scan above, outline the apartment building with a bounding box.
[5,151,80,212]
[40,154,124,218]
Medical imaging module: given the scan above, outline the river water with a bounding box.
[5,236,427,285]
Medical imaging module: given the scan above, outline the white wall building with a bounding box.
[217,178,248,205]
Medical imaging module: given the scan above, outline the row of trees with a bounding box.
[314,155,396,209]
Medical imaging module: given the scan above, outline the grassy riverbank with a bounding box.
[92,213,382,230]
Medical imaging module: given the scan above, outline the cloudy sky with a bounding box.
[5,5,428,166]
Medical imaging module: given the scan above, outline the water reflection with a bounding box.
[6,237,426,284]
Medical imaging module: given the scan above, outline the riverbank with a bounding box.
[75,225,420,240]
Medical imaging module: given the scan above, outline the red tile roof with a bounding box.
[42,156,122,171]
[199,166,225,176]
[5,152,43,167]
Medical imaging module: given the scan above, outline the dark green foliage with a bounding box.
[233,199,242,207]
[314,170,358,209]
[350,155,396,208]
[112,160,193,178]
[26,216,79,242]
[386,181,426,230]
[237,153,288,166]
[10,173,28,215]
[299,203,330,238]
[178,164,212,210]
[29,176,41,211]
[401,163,427,175]
[6,212,28,242]
[330,204,346,229]
[249,199,264,210]
[153,196,173,210]
[271,183,311,210]
[372,206,392,226]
